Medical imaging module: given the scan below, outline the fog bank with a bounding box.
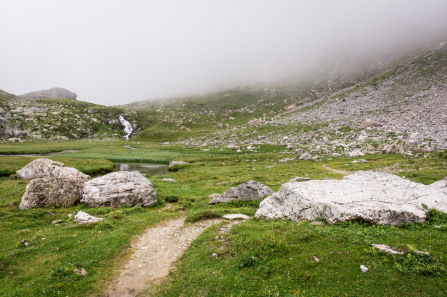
[1,0,447,105]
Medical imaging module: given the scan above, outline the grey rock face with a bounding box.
[21,87,77,99]
[19,177,86,209]
[81,171,157,207]
[255,171,447,225]
[209,181,274,204]
[16,158,89,180]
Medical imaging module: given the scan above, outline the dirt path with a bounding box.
[322,164,352,176]
[104,217,221,297]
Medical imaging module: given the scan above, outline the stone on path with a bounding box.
[81,171,157,207]
[256,171,447,225]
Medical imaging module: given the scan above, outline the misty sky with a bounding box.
[1,1,447,106]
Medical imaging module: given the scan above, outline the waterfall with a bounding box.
[119,115,133,140]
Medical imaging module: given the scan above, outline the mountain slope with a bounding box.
[0,90,126,141]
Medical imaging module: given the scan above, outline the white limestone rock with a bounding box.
[19,177,86,209]
[74,211,103,224]
[16,158,89,180]
[81,171,157,207]
[256,171,447,225]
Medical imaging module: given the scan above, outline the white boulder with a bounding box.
[81,171,157,207]
[256,171,447,225]
[16,158,89,180]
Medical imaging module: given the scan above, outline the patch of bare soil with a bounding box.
[104,217,221,297]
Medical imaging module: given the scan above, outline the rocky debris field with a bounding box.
[178,45,447,157]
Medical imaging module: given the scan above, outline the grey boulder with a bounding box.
[209,181,274,204]
[19,177,86,209]
[16,158,89,180]
[81,171,157,207]
[256,171,447,225]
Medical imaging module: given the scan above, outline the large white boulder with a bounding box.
[81,171,157,207]
[19,177,86,209]
[16,158,89,180]
[256,171,447,225]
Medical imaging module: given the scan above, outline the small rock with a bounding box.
[371,244,404,255]
[74,211,103,224]
[313,256,320,262]
[162,178,177,182]
[211,253,218,257]
[310,221,325,226]
[360,265,369,273]
[289,177,310,182]
[68,214,73,218]
[222,214,251,220]
[52,219,63,225]
[358,159,369,164]
[168,161,188,169]
[74,268,87,276]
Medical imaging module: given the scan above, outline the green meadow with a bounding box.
[0,140,446,296]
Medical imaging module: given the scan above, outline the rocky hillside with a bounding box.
[0,90,127,141]
[148,42,446,156]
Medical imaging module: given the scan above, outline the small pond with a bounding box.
[113,163,169,176]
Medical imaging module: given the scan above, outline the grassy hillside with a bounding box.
[0,91,126,141]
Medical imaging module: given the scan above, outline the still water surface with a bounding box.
[113,163,169,176]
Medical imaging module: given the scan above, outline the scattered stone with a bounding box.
[211,253,218,257]
[348,149,365,157]
[81,171,157,208]
[256,171,447,225]
[162,178,177,182]
[358,159,369,163]
[74,268,88,276]
[19,240,29,246]
[74,211,103,224]
[16,158,89,180]
[222,214,251,220]
[371,244,404,255]
[209,181,274,204]
[227,144,240,150]
[289,177,310,182]
[52,219,63,225]
[19,177,86,209]
[168,161,188,169]
[360,265,369,273]
[298,152,313,160]
[382,140,411,154]
[313,256,320,262]
[68,214,73,218]
[310,221,325,226]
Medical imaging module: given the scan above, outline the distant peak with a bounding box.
[21,87,77,100]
